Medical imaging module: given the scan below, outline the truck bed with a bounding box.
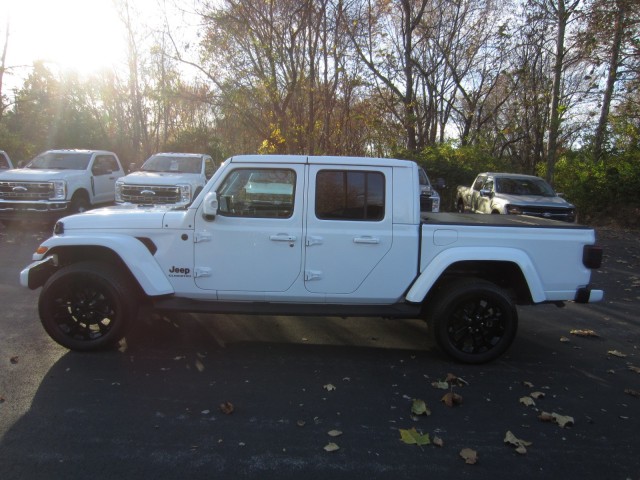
[421,212,591,229]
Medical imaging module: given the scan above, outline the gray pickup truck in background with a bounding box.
[456,172,577,222]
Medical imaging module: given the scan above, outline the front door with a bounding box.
[91,155,122,204]
[304,165,392,296]
[194,164,304,298]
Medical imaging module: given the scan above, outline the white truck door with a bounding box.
[305,165,393,296]
[194,164,304,296]
[91,155,122,204]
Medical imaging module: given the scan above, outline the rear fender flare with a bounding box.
[406,247,545,303]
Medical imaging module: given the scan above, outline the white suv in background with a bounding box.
[116,152,217,207]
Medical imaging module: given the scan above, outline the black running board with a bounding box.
[151,297,422,319]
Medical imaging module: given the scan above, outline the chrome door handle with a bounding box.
[353,236,380,244]
[270,234,297,242]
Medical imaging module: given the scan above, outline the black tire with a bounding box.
[38,261,138,351]
[70,193,90,213]
[426,278,518,364]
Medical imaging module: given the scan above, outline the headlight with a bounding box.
[51,180,66,200]
[178,184,191,203]
[431,196,440,212]
[506,205,522,215]
[115,180,124,202]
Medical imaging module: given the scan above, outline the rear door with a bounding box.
[304,165,392,296]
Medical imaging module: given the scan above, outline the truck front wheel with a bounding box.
[70,192,90,213]
[38,261,137,351]
[426,278,518,364]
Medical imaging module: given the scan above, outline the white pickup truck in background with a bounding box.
[456,172,577,222]
[116,152,217,207]
[0,149,125,223]
[20,155,603,363]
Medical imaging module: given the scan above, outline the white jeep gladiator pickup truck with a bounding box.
[115,152,217,207]
[0,149,125,222]
[20,155,603,363]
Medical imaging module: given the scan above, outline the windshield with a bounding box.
[26,152,92,170]
[496,177,555,196]
[141,155,202,174]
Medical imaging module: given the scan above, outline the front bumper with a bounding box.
[0,201,71,220]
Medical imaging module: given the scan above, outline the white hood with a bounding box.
[59,205,168,230]
[0,168,86,182]
[120,171,201,186]
[496,193,575,209]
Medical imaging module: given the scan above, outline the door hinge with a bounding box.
[304,270,322,281]
[194,267,212,278]
[194,231,212,243]
[306,236,324,246]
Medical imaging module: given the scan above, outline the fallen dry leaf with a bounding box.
[327,430,343,437]
[445,373,468,386]
[431,380,449,390]
[411,398,431,416]
[628,365,640,374]
[624,389,640,398]
[552,413,574,428]
[399,428,431,446]
[607,350,627,358]
[538,411,554,423]
[433,436,444,447]
[522,381,534,388]
[530,391,546,400]
[323,383,336,392]
[460,448,478,465]
[570,329,599,338]
[219,401,234,415]
[519,396,536,407]
[504,431,532,454]
[194,359,205,372]
[538,411,574,428]
[441,391,463,407]
[323,442,340,452]
[559,336,571,343]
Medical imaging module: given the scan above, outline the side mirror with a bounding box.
[202,192,219,220]
[480,188,493,198]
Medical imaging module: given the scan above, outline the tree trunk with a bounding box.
[593,0,626,160]
[547,0,567,186]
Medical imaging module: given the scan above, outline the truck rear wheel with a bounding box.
[426,278,518,364]
[38,261,137,351]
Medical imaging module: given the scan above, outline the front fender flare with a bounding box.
[405,247,546,303]
[30,234,174,296]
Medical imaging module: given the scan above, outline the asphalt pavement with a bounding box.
[0,223,638,480]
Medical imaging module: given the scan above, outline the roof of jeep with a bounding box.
[229,154,414,168]
[150,152,206,158]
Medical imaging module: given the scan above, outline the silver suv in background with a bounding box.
[116,153,217,207]
[418,167,443,212]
